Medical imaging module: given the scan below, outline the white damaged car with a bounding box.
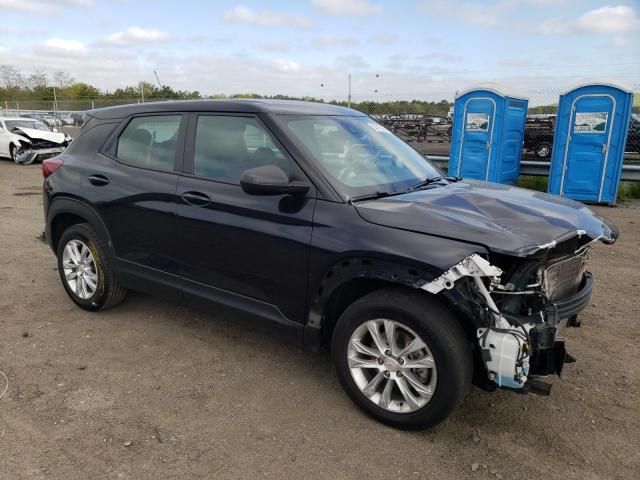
[0,117,72,164]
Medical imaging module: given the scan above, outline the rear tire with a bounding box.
[56,223,127,311]
[331,288,472,430]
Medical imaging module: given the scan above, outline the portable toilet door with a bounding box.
[548,81,633,205]
[449,84,528,184]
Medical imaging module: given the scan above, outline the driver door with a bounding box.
[174,113,316,322]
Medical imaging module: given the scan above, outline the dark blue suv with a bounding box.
[43,100,617,429]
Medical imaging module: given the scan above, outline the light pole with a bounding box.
[321,73,379,108]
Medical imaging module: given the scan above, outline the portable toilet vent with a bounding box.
[548,80,634,205]
[449,83,528,184]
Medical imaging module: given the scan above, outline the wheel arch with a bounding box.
[47,197,114,256]
[304,256,479,350]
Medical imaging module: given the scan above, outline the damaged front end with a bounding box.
[421,233,600,395]
[11,127,71,165]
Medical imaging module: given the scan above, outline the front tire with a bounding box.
[56,223,127,311]
[332,288,472,430]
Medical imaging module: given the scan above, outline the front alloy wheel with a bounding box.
[332,288,472,430]
[347,319,437,413]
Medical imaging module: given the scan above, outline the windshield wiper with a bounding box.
[409,175,461,191]
[350,191,395,202]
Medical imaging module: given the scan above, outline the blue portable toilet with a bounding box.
[449,83,528,184]
[548,80,634,205]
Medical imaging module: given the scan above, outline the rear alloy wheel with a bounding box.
[62,239,99,300]
[332,288,472,430]
[57,223,127,311]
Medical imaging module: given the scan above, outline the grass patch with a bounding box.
[617,182,640,201]
[516,176,640,201]
[517,176,548,192]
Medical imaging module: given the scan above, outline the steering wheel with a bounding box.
[337,144,380,183]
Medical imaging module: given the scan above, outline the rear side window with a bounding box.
[193,115,290,183]
[116,115,181,171]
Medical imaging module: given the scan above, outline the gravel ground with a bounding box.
[0,160,638,480]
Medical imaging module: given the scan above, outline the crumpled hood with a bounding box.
[354,180,618,256]
[11,127,68,144]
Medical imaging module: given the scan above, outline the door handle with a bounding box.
[181,191,211,206]
[88,174,109,186]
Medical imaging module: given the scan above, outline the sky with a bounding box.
[0,0,639,102]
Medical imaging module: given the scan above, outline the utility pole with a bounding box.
[348,73,352,109]
[52,86,58,119]
[140,81,145,103]
[154,70,162,89]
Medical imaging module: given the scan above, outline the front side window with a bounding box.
[116,115,182,170]
[277,115,441,197]
[193,115,290,183]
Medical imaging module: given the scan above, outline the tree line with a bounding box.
[0,65,456,116]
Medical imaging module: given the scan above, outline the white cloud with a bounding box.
[271,59,301,72]
[311,35,359,48]
[223,5,313,30]
[103,27,171,46]
[0,0,93,15]
[539,5,640,43]
[575,5,640,33]
[0,0,56,15]
[42,38,88,54]
[311,0,381,16]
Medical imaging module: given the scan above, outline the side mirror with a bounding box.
[240,165,310,196]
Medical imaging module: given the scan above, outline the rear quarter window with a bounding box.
[116,115,182,171]
[64,122,119,156]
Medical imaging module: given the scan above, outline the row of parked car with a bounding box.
[20,111,84,128]
[524,113,640,158]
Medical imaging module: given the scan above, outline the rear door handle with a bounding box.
[88,174,109,186]
[181,191,211,206]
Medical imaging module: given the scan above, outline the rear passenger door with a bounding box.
[175,113,316,322]
[91,114,186,276]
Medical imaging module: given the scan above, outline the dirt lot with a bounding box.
[0,161,638,480]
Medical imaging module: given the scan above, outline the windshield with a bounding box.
[6,120,51,131]
[278,115,442,198]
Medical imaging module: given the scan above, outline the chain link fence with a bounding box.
[2,88,639,161]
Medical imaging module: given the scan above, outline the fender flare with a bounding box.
[46,196,114,255]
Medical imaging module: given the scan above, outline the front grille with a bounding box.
[544,251,588,302]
